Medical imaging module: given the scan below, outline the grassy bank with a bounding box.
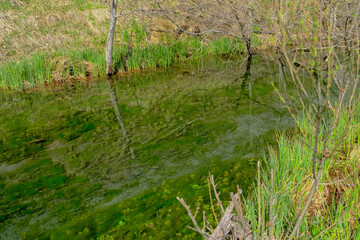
[240,105,360,238]
[0,37,246,90]
[1,0,255,91]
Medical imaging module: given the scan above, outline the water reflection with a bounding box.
[277,54,287,92]
[107,78,135,160]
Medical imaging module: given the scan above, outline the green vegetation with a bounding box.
[243,105,360,238]
[0,0,21,10]
[0,53,52,90]
[0,37,245,90]
[94,95,360,239]
[0,57,289,239]
[2,0,360,239]
[0,0,248,90]
[25,158,255,240]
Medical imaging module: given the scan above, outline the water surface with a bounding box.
[0,55,293,239]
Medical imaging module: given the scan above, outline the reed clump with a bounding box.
[243,107,360,239]
[50,57,96,82]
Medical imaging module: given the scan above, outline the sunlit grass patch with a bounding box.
[244,106,360,239]
[0,54,52,90]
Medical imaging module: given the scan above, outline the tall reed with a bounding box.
[245,106,360,239]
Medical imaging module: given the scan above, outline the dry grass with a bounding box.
[293,144,360,232]
[0,0,109,62]
[1,0,276,90]
[50,56,96,82]
[0,0,273,63]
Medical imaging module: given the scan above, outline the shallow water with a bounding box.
[0,56,293,239]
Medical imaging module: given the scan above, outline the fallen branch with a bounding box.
[177,173,253,239]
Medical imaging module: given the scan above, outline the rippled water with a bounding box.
[0,55,294,239]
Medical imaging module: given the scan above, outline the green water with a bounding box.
[0,56,293,239]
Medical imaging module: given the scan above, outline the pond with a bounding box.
[0,55,294,239]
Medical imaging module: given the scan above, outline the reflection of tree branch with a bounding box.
[232,57,252,86]
[243,57,252,86]
[108,79,135,160]
[232,58,286,115]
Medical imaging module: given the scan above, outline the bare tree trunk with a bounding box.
[241,3,253,60]
[106,0,118,76]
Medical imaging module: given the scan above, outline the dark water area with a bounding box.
[0,55,294,239]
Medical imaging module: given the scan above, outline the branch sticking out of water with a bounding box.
[177,173,253,240]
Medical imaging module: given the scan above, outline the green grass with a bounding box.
[1,7,248,90]
[243,105,360,239]
[0,0,22,10]
[0,36,246,90]
[0,53,52,90]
